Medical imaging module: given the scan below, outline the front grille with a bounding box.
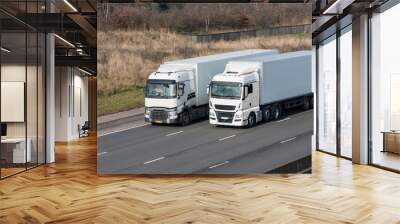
[214,104,236,111]
[216,111,234,123]
[150,110,168,120]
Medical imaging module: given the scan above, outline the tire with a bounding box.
[180,111,191,126]
[303,97,310,110]
[272,106,281,120]
[262,108,271,122]
[247,113,256,128]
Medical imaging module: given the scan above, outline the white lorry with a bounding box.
[144,49,278,125]
[208,51,312,127]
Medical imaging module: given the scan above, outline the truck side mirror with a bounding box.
[206,85,210,95]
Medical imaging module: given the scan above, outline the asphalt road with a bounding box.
[98,109,313,174]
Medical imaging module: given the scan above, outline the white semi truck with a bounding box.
[208,51,312,127]
[144,49,278,125]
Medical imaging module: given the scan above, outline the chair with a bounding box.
[79,121,90,138]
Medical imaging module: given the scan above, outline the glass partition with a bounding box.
[1,30,28,177]
[318,35,337,154]
[0,3,46,179]
[339,26,352,158]
[371,3,400,171]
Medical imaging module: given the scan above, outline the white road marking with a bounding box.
[166,130,184,136]
[218,135,236,141]
[272,111,311,124]
[209,161,229,169]
[99,123,150,137]
[144,157,165,165]
[97,152,108,156]
[280,137,297,144]
[276,117,291,123]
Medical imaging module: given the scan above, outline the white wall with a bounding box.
[55,67,70,141]
[72,73,89,138]
[55,67,89,141]
[1,65,25,81]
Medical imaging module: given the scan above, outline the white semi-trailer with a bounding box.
[144,49,278,125]
[208,51,312,127]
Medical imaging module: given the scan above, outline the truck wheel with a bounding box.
[247,113,256,128]
[273,106,281,120]
[303,97,310,110]
[180,111,191,126]
[262,108,271,122]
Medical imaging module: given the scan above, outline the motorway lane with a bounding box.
[98,119,208,152]
[98,120,247,173]
[115,111,313,174]
[98,114,146,137]
[199,133,311,174]
[98,110,313,174]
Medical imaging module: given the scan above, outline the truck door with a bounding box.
[244,83,257,109]
[185,71,196,107]
[185,80,195,107]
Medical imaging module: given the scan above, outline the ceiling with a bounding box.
[0,0,97,75]
[312,0,390,43]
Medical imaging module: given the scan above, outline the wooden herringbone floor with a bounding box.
[1,135,400,224]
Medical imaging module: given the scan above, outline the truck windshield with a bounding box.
[210,82,242,99]
[146,80,177,98]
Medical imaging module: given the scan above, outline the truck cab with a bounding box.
[145,64,195,125]
[209,51,313,128]
[209,63,262,127]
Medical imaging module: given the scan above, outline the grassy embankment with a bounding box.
[98,87,144,116]
[97,30,311,116]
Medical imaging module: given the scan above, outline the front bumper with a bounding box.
[145,117,178,124]
[210,117,247,126]
[209,109,247,126]
[145,108,179,124]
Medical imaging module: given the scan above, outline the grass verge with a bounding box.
[98,87,144,116]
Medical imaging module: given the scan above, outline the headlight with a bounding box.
[235,112,242,118]
[210,109,216,116]
[145,107,150,115]
[168,108,178,118]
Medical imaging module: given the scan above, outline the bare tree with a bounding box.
[98,3,310,32]
[204,15,210,33]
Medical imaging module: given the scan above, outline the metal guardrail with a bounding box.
[189,24,311,43]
